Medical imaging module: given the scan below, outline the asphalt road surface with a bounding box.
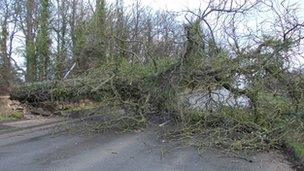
[0,118,293,171]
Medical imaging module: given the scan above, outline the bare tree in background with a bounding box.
[0,0,20,94]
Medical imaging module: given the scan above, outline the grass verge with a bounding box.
[284,136,304,169]
[0,111,23,121]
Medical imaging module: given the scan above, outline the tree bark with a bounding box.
[25,0,37,82]
[0,17,11,94]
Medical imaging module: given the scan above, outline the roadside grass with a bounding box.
[285,133,304,165]
[0,111,23,121]
[288,140,304,159]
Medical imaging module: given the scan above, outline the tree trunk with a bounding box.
[0,18,11,94]
[37,0,51,81]
[25,0,37,82]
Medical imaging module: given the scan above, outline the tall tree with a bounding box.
[70,0,78,60]
[131,0,141,58]
[115,0,127,62]
[25,0,37,82]
[0,7,11,94]
[55,0,68,80]
[70,0,88,73]
[93,0,106,62]
[74,0,106,72]
[36,0,51,81]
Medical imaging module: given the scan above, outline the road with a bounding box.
[0,118,293,171]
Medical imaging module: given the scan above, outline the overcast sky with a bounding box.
[109,0,304,12]
[123,0,202,10]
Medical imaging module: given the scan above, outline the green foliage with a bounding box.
[117,57,176,78]
[88,0,106,62]
[11,57,177,103]
[174,104,302,152]
[250,92,293,127]
[74,21,88,72]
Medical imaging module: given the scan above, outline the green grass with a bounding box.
[0,111,23,121]
[289,141,304,159]
[286,137,304,162]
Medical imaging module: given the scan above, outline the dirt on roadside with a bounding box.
[0,96,25,120]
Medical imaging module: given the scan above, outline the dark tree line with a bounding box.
[0,0,186,93]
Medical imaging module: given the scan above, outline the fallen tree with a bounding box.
[10,20,304,165]
[10,25,303,119]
